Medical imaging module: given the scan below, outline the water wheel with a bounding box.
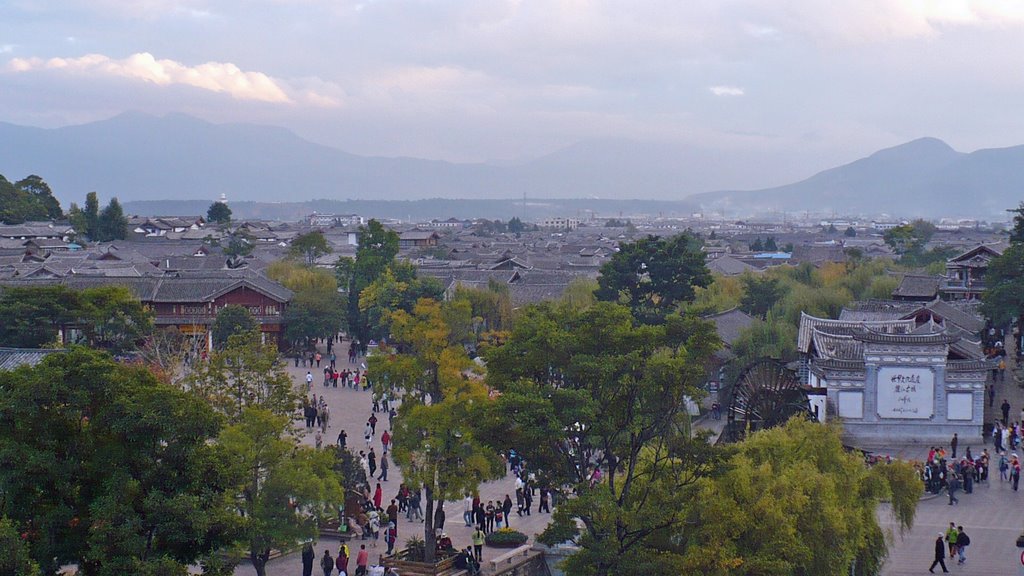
[724,359,812,442]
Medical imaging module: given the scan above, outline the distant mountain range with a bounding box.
[691,137,1024,218]
[0,112,1021,218]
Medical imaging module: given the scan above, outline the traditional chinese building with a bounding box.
[800,311,989,442]
[2,272,293,351]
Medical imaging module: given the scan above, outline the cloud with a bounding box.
[0,45,14,54]
[5,52,340,105]
[709,85,744,97]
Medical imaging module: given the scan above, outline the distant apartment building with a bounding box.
[539,217,580,230]
[424,218,471,229]
[308,213,365,227]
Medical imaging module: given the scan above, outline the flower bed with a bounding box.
[485,528,528,548]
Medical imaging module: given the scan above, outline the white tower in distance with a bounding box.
[218,193,228,204]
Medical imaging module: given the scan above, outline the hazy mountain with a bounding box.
[0,112,807,205]
[3,113,1023,218]
[690,137,1022,218]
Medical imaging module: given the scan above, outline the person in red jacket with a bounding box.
[355,544,369,576]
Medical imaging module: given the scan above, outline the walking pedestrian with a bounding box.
[356,544,369,576]
[1002,399,1011,424]
[989,384,996,408]
[338,543,350,576]
[302,543,315,576]
[307,371,314,390]
[947,473,960,505]
[463,494,474,526]
[385,521,397,555]
[368,449,377,478]
[321,549,335,576]
[956,526,970,564]
[378,454,389,482]
[929,533,949,573]
[950,433,958,459]
[1013,454,1021,490]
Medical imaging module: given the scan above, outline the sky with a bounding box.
[4,0,1024,183]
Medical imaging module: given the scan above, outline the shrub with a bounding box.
[485,528,528,547]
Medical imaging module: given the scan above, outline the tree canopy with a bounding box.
[185,330,299,424]
[344,219,400,349]
[483,302,722,575]
[95,197,128,242]
[288,231,332,265]
[0,347,235,575]
[207,202,232,224]
[0,285,153,352]
[678,419,921,576]
[595,232,711,323]
[980,203,1024,326]
[0,174,63,224]
[267,260,346,349]
[369,298,504,560]
[217,408,344,576]
[212,305,258,349]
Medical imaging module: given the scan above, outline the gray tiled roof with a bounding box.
[703,308,760,347]
[892,274,941,299]
[0,348,62,371]
[2,272,293,304]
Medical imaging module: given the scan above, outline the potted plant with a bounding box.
[484,528,528,548]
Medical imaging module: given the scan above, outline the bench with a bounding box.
[487,545,532,572]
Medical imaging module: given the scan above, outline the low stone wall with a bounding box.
[487,550,547,576]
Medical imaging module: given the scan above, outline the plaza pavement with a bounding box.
[232,338,553,576]
[879,338,1024,576]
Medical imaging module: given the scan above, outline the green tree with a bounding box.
[95,197,128,242]
[78,285,154,353]
[15,175,63,220]
[483,303,722,576]
[207,202,232,224]
[284,291,346,350]
[212,305,258,349]
[67,202,89,240]
[218,409,343,576]
[346,220,400,350]
[594,232,711,323]
[186,330,299,424]
[749,237,763,251]
[84,192,100,239]
[0,285,152,351]
[0,171,50,223]
[0,516,40,576]
[358,263,445,342]
[677,418,920,576]
[266,260,346,349]
[289,231,332,265]
[764,236,778,251]
[1009,202,1024,244]
[738,275,787,319]
[845,226,857,237]
[508,216,525,234]
[883,220,935,256]
[0,285,81,347]
[982,243,1024,326]
[223,231,255,258]
[0,347,235,575]
[369,299,504,560]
